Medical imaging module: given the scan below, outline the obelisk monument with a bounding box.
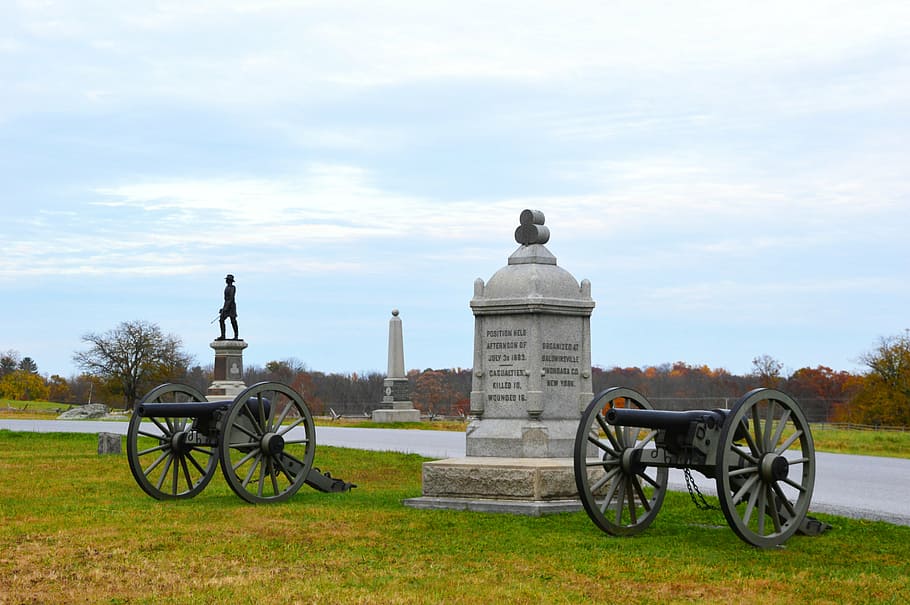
[404,209,595,514]
[372,309,420,422]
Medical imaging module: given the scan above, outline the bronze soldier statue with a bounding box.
[217,274,239,340]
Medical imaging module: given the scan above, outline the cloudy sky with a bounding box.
[2,0,908,380]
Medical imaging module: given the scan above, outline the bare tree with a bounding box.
[751,354,784,388]
[1,350,20,377]
[73,320,194,409]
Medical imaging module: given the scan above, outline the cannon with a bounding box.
[126,381,354,503]
[574,387,824,548]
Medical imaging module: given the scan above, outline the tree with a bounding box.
[411,369,460,414]
[46,374,72,403]
[18,357,38,374]
[1,350,20,377]
[751,354,784,388]
[0,370,49,401]
[787,365,862,423]
[850,333,910,426]
[73,320,194,409]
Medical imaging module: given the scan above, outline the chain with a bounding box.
[684,467,719,511]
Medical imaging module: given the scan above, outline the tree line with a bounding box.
[2,321,908,426]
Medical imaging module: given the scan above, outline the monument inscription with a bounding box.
[484,325,528,406]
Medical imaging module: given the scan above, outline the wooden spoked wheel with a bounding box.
[574,387,669,536]
[127,383,219,500]
[218,382,316,504]
[715,388,816,548]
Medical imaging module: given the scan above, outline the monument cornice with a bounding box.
[209,339,248,351]
[470,298,595,316]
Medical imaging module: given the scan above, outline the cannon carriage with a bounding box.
[574,386,823,548]
[127,381,353,503]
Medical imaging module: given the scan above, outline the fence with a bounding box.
[813,422,908,433]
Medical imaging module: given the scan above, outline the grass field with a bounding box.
[0,431,908,604]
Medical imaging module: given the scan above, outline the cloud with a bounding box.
[0,163,526,280]
[4,132,902,284]
[5,0,909,120]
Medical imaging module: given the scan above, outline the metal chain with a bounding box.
[684,467,719,511]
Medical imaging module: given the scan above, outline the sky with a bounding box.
[1,0,908,380]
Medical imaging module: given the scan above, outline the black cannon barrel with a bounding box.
[136,400,232,418]
[605,407,727,431]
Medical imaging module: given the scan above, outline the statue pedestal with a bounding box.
[207,339,248,401]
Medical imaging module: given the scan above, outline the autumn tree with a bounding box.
[69,374,111,405]
[787,366,861,422]
[46,375,72,403]
[0,370,49,401]
[411,369,461,414]
[292,371,324,415]
[850,333,910,426]
[73,320,194,409]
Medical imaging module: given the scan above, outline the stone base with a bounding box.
[420,456,580,500]
[372,408,421,423]
[206,381,247,402]
[465,418,581,458]
[402,496,581,516]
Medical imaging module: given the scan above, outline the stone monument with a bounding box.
[372,309,421,422]
[206,338,248,400]
[404,209,595,514]
[207,273,248,401]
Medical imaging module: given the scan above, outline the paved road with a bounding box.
[2,419,908,526]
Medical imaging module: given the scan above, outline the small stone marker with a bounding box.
[97,432,122,455]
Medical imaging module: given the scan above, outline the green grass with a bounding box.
[0,431,908,604]
[0,398,74,415]
[811,425,910,458]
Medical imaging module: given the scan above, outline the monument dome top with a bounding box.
[472,209,593,311]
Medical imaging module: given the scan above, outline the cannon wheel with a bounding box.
[219,382,316,504]
[127,383,219,500]
[715,388,816,548]
[574,387,669,536]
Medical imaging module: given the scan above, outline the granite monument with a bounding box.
[405,209,595,514]
[372,309,421,422]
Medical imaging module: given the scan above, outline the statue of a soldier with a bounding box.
[217,274,239,340]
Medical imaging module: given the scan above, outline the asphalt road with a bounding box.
[2,419,908,526]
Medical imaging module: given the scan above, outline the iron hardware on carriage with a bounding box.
[573,387,828,548]
[127,381,354,503]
